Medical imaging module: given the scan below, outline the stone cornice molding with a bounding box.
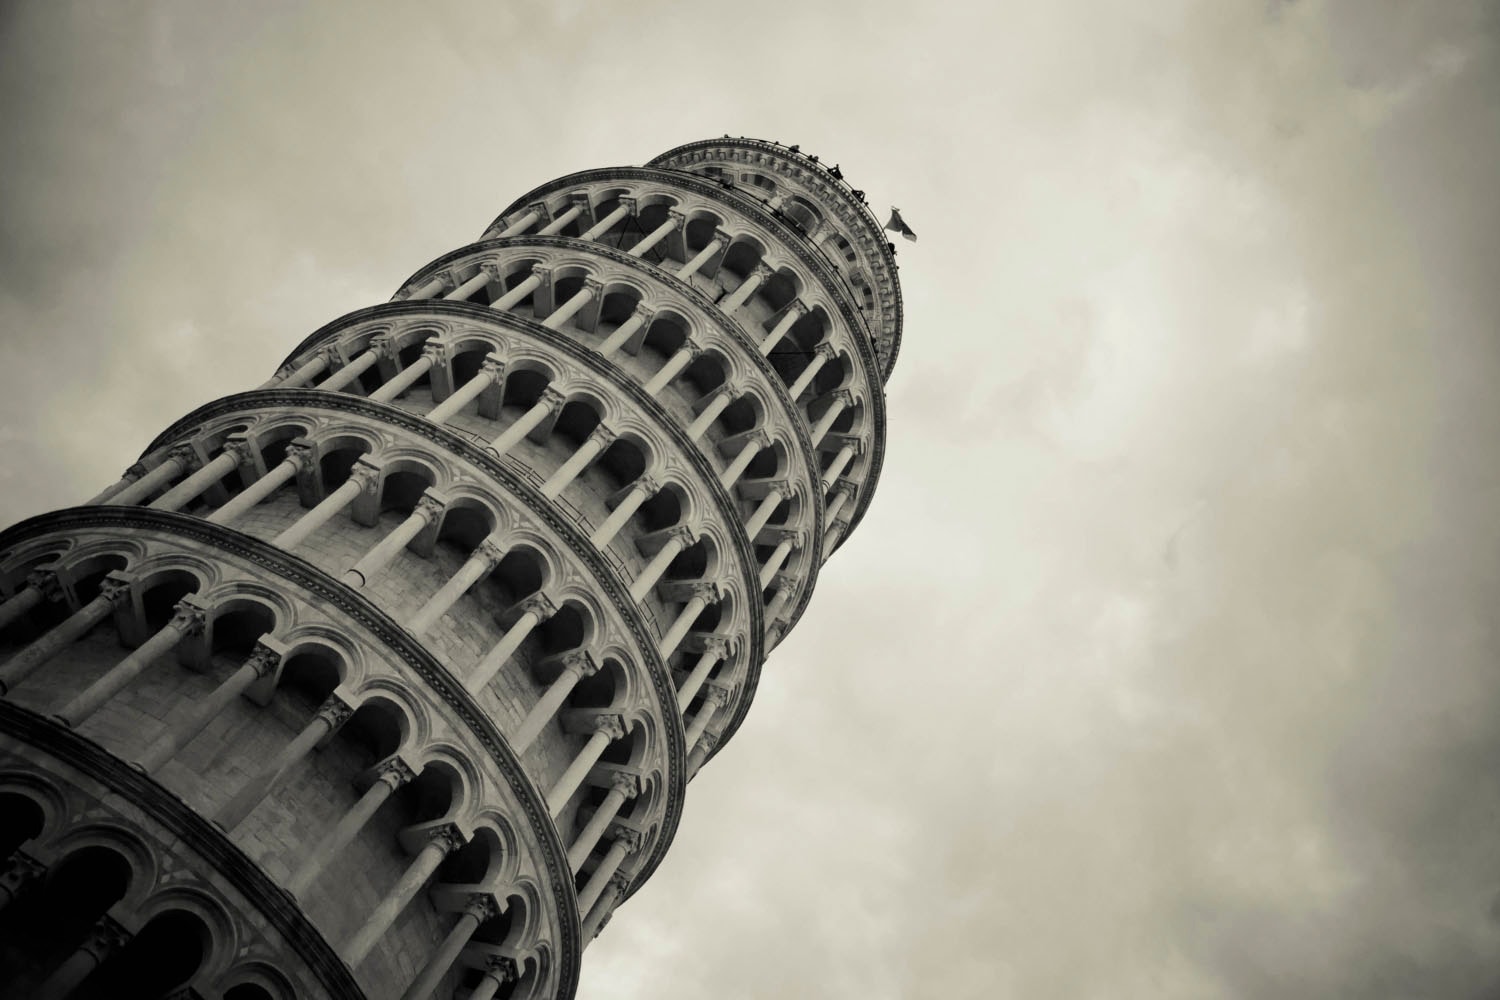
[0,701,369,1000]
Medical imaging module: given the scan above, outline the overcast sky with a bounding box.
[3,1,1499,997]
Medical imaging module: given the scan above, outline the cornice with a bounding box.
[0,505,584,1000]
[0,702,368,998]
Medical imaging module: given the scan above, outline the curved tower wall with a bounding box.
[0,137,901,1000]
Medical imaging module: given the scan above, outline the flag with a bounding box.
[885,207,917,242]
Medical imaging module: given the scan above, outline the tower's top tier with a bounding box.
[647,138,904,382]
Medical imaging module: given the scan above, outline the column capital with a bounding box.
[429,272,457,293]
[825,519,849,545]
[655,524,696,549]
[608,771,643,799]
[414,493,447,523]
[124,462,150,482]
[708,229,732,249]
[420,340,449,364]
[477,261,502,280]
[244,642,282,679]
[822,387,856,408]
[696,732,720,756]
[569,191,594,211]
[741,428,772,450]
[463,892,501,923]
[684,632,738,658]
[762,527,806,550]
[426,821,468,855]
[587,423,618,449]
[530,263,554,285]
[479,354,506,380]
[474,536,508,568]
[369,333,400,360]
[749,262,775,282]
[167,443,203,474]
[664,209,686,229]
[829,479,858,502]
[675,338,704,362]
[526,200,551,223]
[549,648,600,679]
[812,341,839,361]
[348,461,383,496]
[616,196,639,216]
[374,755,418,789]
[97,576,133,607]
[221,437,257,465]
[284,441,316,474]
[511,591,558,622]
[629,302,655,324]
[316,692,357,729]
[629,474,661,498]
[0,852,45,895]
[605,869,632,895]
[538,385,567,412]
[593,713,627,742]
[785,299,810,320]
[23,568,64,603]
[674,581,723,605]
[484,954,520,983]
[581,276,605,297]
[79,915,131,960]
[701,683,734,708]
[169,601,209,640]
[611,827,645,855]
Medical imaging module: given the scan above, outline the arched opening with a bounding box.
[0,845,133,991]
[138,571,202,633]
[224,984,277,1000]
[535,603,586,657]
[633,486,681,534]
[379,469,434,517]
[76,908,210,999]
[491,548,544,608]
[0,791,45,859]
[594,439,646,495]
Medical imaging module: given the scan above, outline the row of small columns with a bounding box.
[86,397,826,628]
[0,575,727,825]
[0,592,648,986]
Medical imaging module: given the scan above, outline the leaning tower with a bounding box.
[0,137,900,999]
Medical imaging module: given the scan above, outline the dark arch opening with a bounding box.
[0,845,132,990]
[139,571,201,633]
[77,908,209,999]
[0,791,45,859]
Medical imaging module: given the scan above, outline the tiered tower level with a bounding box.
[0,137,900,999]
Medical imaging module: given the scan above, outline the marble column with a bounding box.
[272,463,379,552]
[406,537,506,637]
[546,715,625,816]
[0,579,130,695]
[137,643,281,773]
[343,823,468,966]
[466,593,557,694]
[513,650,600,752]
[56,603,207,727]
[341,494,445,589]
[214,694,355,830]
[287,757,416,896]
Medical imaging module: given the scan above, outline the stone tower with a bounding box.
[0,137,901,999]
